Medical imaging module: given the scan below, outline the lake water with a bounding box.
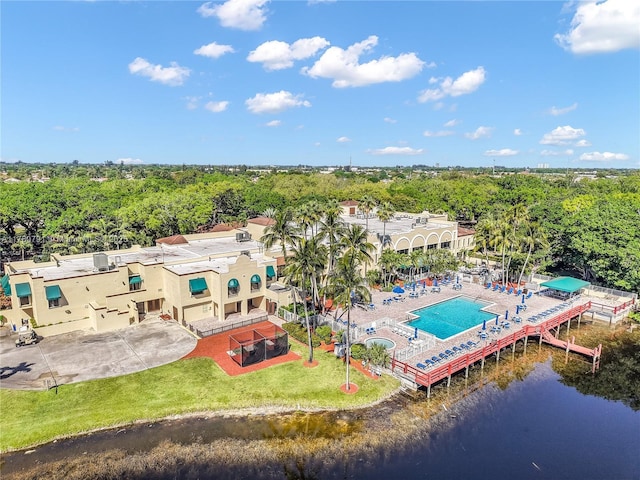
[3,360,638,479]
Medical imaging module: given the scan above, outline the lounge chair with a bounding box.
[493,284,501,291]
[452,346,462,354]
[485,282,492,289]
[459,343,469,350]
[515,289,522,296]
[431,356,441,363]
[417,363,427,370]
[525,291,533,299]
[439,352,449,360]
[506,287,513,295]
[500,286,507,293]
[513,316,522,323]
[425,358,435,366]
[466,340,478,348]
[444,349,455,357]
[478,332,488,340]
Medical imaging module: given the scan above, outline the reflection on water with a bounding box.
[2,328,639,480]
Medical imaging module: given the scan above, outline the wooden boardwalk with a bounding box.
[391,302,601,396]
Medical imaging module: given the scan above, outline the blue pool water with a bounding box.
[407,296,496,340]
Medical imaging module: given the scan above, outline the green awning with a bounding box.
[228,278,239,288]
[251,274,261,284]
[189,277,207,294]
[15,282,32,298]
[129,275,142,285]
[1,274,10,296]
[45,285,62,301]
[266,265,276,278]
[540,276,590,293]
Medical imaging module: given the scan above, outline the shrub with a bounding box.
[315,325,332,343]
[350,343,367,360]
[281,322,321,348]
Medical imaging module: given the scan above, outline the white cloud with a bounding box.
[302,35,425,88]
[540,149,574,156]
[443,119,460,127]
[539,125,586,145]
[247,37,329,71]
[116,158,144,165]
[484,149,518,157]
[128,57,190,86]
[194,42,235,59]
[575,139,592,147]
[465,126,493,140]
[337,136,351,143]
[197,0,269,31]
[513,128,522,136]
[367,146,424,156]
[555,0,640,54]
[418,66,486,103]
[423,130,454,137]
[580,151,630,161]
[383,117,397,124]
[185,96,200,110]
[245,90,311,114]
[53,126,79,132]
[205,100,230,113]
[265,120,281,127]
[548,103,578,116]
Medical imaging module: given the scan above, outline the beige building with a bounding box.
[1,209,473,336]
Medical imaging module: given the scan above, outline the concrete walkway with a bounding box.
[0,317,197,390]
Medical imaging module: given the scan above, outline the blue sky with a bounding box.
[2,0,639,168]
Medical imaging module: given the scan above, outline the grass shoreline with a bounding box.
[0,340,400,453]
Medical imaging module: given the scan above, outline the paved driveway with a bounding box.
[0,318,197,390]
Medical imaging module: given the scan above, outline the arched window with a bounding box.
[250,274,261,291]
[228,278,239,296]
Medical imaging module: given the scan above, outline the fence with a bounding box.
[185,314,269,338]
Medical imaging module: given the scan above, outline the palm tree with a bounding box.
[517,222,549,285]
[284,237,327,363]
[317,201,346,313]
[359,195,377,232]
[376,202,395,251]
[296,203,314,239]
[260,208,299,267]
[332,254,371,392]
[335,223,374,392]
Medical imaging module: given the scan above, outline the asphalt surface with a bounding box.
[0,317,198,390]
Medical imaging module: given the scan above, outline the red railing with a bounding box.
[392,302,594,388]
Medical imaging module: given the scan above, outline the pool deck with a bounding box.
[342,280,620,370]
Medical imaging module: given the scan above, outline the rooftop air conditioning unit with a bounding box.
[236,232,251,242]
[93,253,109,271]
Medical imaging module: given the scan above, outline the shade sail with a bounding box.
[540,276,590,293]
[129,275,142,285]
[228,278,240,288]
[266,265,276,278]
[189,277,207,293]
[45,285,62,301]
[251,274,261,283]
[15,282,32,298]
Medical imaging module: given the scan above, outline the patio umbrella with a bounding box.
[414,327,418,339]
[434,278,438,287]
[456,275,460,284]
[505,310,509,320]
[495,314,499,325]
[392,285,405,294]
[522,294,526,304]
[482,319,487,330]
[516,305,520,315]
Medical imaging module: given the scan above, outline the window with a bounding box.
[228,278,239,296]
[20,296,31,307]
[427,243,437,250]
[129,275,142,291]
[250,274,261,291]
[48,298,60,308]
[441,241,451,249]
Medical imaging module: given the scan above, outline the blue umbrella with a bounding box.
[495,314,499,325]
[434,278,438,287]
[516,305,520,315]
[456,275,460,284]
[505,310,509,320]
[414,327,418,339]
[522,294,526,304]
[392,285,404,294]
[482,318,487,330]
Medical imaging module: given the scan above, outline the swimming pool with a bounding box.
[407,296,496,340]
[364,338,396,350]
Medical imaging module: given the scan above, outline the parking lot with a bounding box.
[0,317,197,390]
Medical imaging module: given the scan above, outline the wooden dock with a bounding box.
[391,302,601,397]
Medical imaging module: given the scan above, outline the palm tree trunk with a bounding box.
[345,306,351,391]
[518,244,533,285]
[302,284,313,363]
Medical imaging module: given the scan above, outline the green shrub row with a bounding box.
[282,322,321,348]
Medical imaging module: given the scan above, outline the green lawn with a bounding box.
[0,343,400,452]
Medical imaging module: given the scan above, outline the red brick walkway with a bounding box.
[182,320,301,376]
